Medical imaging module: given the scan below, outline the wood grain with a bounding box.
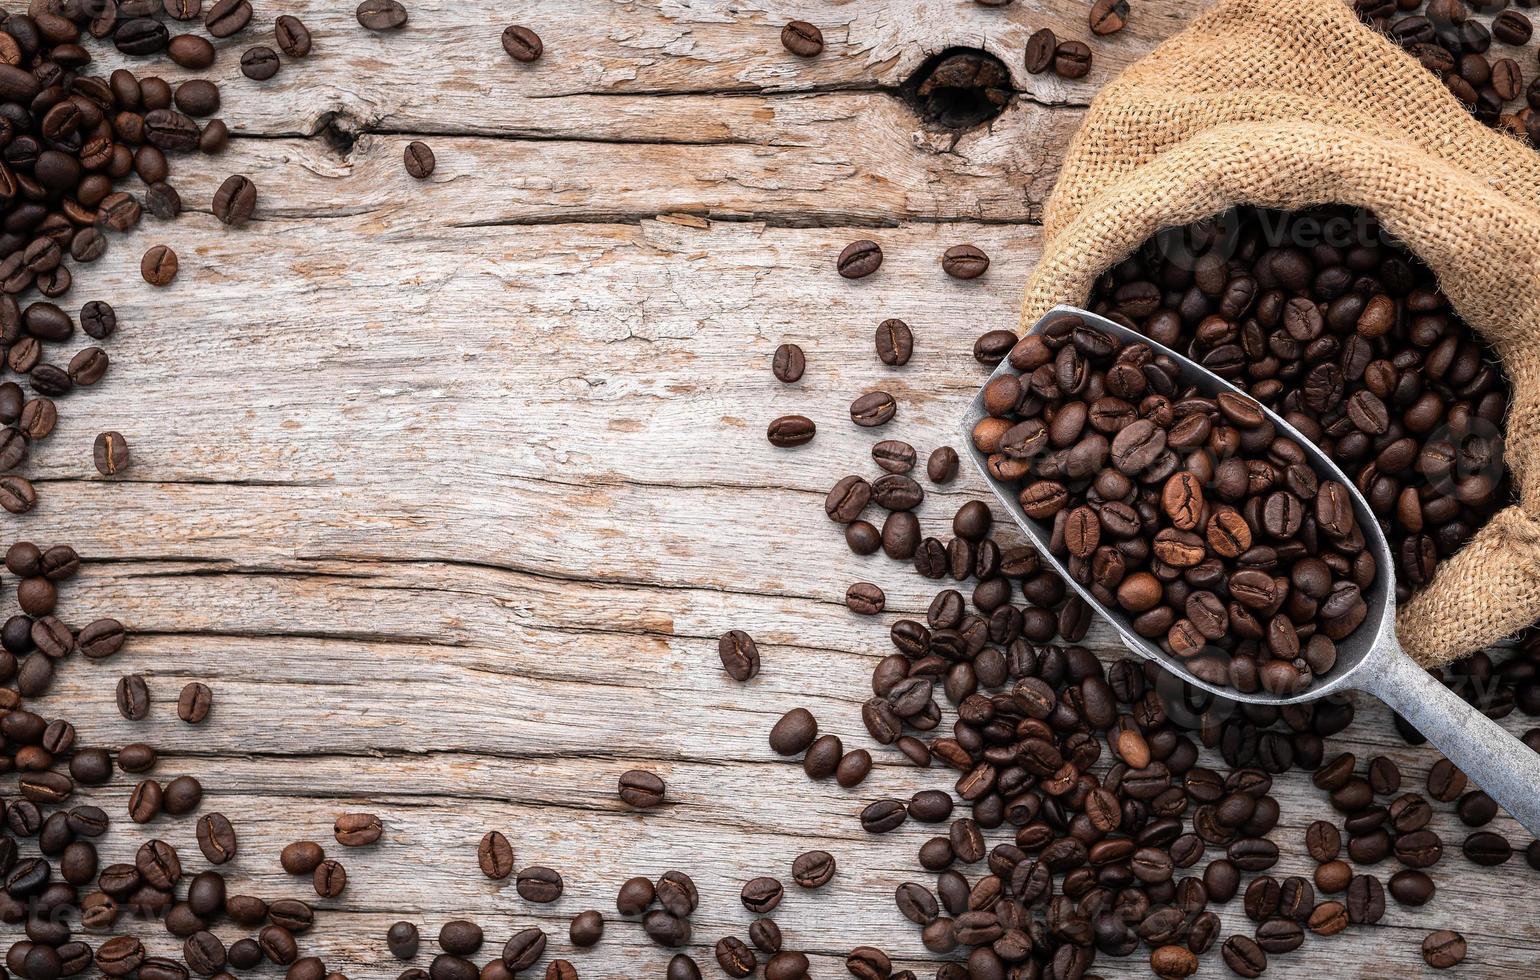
[9,0,1540,977]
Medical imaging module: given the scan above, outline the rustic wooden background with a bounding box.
[16,0,1540,976]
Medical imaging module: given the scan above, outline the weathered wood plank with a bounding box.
[8,0,1540,977]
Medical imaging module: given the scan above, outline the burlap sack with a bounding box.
[1019,0,1540,667]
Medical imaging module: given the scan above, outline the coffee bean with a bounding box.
[781,21,824,57]
[570,910,604,947]
[403,141,436,179]
[1422,930,1467,969]
[243,45,282,80]
[861,799,908,833]
[1221,934,1267,977]
[851,391,897,427]
[1389,868,1435,906]
[206,0,252,36]
[768,415,816,447]
[503,928,547,970]
[617,876,655,915]
[876,318,914,365]
[213,175,257,225]
[791,849,835,887]
[769,707,817,755]
[873,440,916,473]
[176,682,212,723]
[1025,28,1058,73]
[478,831,514,879]
[718,630,760,681]
[715,937,756,978]
[276,16,313,56]
[358,0,408,31]
[516,865,563,902]
[141,245,178,286]
[740,876,783,913]
[117,674,150,720]
[772,343,805,382]
[1054,41,1093,79]
[764,951,807,980]
[1494,8,1532,43]
[846,582,885,615]
[1462,830,1511,866]
[928,446,959,483]
[666,954,701,980]
[837,240,883,279]
[196,813,236,864]
[1305,820,1341,862]
[942,244,989,279]
[386,922,420,960]
[618,769,665,808]
[1427,759,1467,801]
[1090,0,1130,35]
[836,749,872,787]
[656,870,698,916]
[1346,874,1385,924]
[334,812,383,846]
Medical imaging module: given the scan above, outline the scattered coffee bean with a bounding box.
[141,245,178,286]
[358,0,408,31]
[94,431,131,476]
[772,343,806,382]
[942,244,989,280]
[404,141,436,179]
[618,769,666,808]
[837,240,883,279]
[781,21,824,57]
[1422,929,1467,969]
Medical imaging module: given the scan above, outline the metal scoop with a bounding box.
[963,305,1540,836]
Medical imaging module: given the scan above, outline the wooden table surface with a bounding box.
[22,0,1540,976]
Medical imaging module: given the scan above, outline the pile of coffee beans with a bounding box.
[1083,206,1510,605]
[0,0,322,498]
[1355,0,1540,141]
[972,314,1373,694]
[748,205,1540,977]
[0,539,366,979]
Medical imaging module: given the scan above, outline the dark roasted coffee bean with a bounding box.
[942,244,990,279]
[241,44,281,79]
[403,141,436,179]
[876,318,914,365]
[357,0,408,31]
[837,240,883,279]
[768,415,815,447]
[741,876,783,913]
[479,831,513,879]
[1422,930,1467,969]
[276,16,313,56]
[618,769,666,808]
[503,927,547,969]
[781,20,824,56]
[791,849,835,887]
[616,876,655,915]
[1025,28,1058,73]
[769,707,817,755]
[570,909,604,947]
[516,865,562,902]
[772,343,805,382]
[213,175,257,224]
[177,682,212,723]
[141,245,178,286]
[851,391,897,427]
[117,674,150,719]
[656,870,698,916]
[718,630,761,681]
[196,812,236,864]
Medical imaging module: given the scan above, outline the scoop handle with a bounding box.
[1358,643,1540,837]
